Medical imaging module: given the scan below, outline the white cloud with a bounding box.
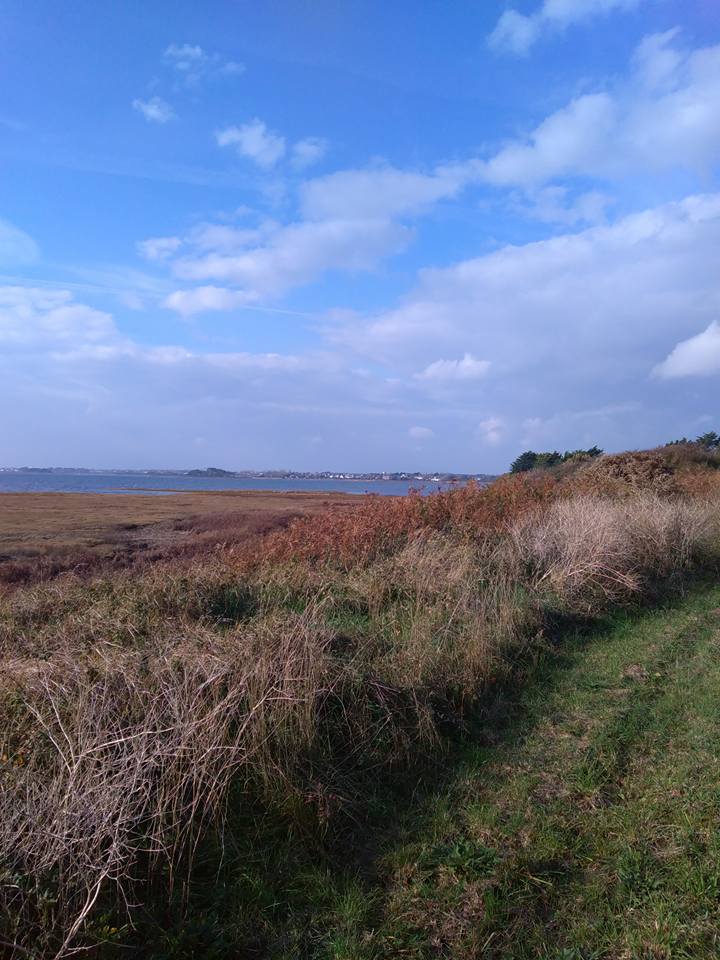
[0,287,117,349]
[478,417,503,445]
[633,27,684,90]
[298,32,720,225]
[167,218,409,305]
[301,164,467,220]
[163,285,258,317]
[0,285,311,372]
[163,43,205,69]
[521,403,640,446]
[654,322,720,378]
[481,32,720,186]
[0,219,39,266]
[409,425,434,439]
[0,284,423,471]
[216,119,286,168]
[515,186,615,225]
[343,194,720,384]
[489,10,541,56]
[163,43,245,85]
[416,353,491,382]
[292,137,329,169]
[186,222,269,253]
[137,236,183,261]
[489,0,643,55]
[483,92,617,186]
[219,60,245,76]
[132,96,174,124]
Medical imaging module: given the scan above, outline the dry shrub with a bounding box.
[657,442,720,472]
[0,580,456,956]
[250,472,560,569]
[676,466,720,498]
[0,608,355,957]
[513,495,720,614]
[568,452,678,498]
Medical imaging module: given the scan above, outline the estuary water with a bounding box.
[0,472,462,496]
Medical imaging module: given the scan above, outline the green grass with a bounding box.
[162,583,720,960]
[341,583,720,960]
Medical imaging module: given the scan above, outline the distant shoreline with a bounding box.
[0,467,497,483]
[0,473,494,498]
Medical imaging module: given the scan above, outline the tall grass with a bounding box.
[2,468,720,956]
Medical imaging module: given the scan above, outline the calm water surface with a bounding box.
[0,472,462,496]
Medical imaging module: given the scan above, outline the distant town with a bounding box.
[0,466,497,484]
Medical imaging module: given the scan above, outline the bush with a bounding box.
[510,446,602,474]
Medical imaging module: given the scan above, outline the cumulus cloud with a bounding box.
[216,119,286,168]
[186,223,268,252]
[153,30,720,324]
[137,236,183,261]
[305,31,717,215]
[0,218,39,266]
[0,284,423,471]
[163,285,258,317]
[478,417,504,445]
[297,31,720,225]
[291,137,329,169]
[409,425,434,440]
[416,353,491,382]
[0,285,319,373]
[163,43,244,85]
[132,96,174,124]
[489,0,643,55]
[166,218,409,309]
[0,287,117,349]
[654,322,720,378]
[516,187,615,225]
[216,122,329,172]
[164,43,205,69]
[301,164,467,220]
[482,31,720,186]
[343,194,720,385]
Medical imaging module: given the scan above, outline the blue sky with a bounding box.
[1,0,719,472]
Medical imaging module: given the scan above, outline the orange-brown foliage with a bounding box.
[241,450,720,570]
[251,472,562,567]
[567,451,678,498]
[675,467,720,498]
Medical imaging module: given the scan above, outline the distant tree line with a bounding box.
[666,431,720,450]
[510,446,603,474]
[510,431,720,474]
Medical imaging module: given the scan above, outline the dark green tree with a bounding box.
[535,451,563,468]
[510,451,538,473]
[561,446,603,461]
[696,431,720,449]
[510,445,603,473]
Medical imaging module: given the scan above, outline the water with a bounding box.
[0,472,463,496]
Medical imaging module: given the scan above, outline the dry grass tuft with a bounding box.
[513,495,720,614]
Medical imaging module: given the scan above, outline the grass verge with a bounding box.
[288,582,720,959]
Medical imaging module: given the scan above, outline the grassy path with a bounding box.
[304,584,720,960]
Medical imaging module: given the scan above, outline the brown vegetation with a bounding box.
[0,490,361,586]
[2,450,720,957]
